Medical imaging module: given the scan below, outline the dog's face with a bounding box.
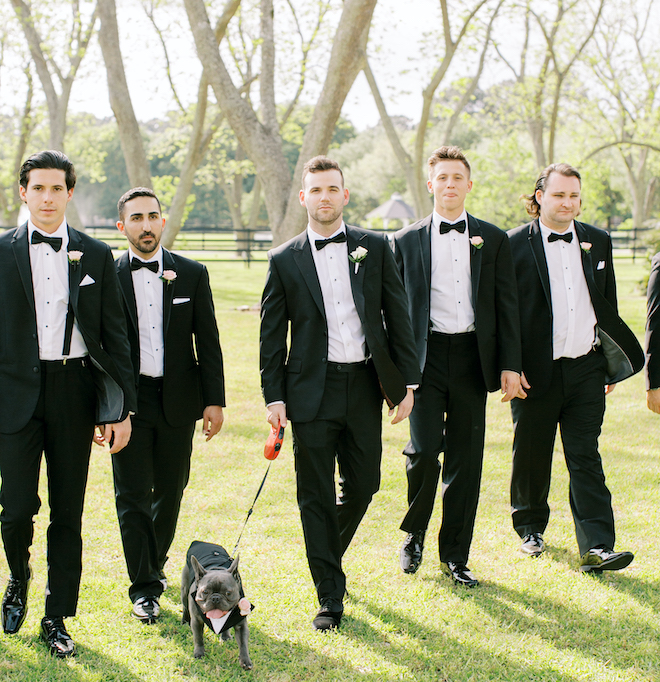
[191,555,241,619]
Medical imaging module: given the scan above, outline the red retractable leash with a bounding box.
[232,424,285,556]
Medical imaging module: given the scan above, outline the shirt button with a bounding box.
[33,366,39,373]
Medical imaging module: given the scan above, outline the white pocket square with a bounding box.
[597,261,605,270]
[173,297,190,305]
[79,274,95,287]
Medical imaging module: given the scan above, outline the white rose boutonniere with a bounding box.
[160,269,177,285]
[469,236,484,250]
[580,242,592,253]
[68,250,83,267]
[349,246,368,274]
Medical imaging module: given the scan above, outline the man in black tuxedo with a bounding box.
[508,163,643,571]
[0,150,135,657]
[393,146,522,586]
[645,253,660,413]
[260,156,419,630]
[112,187,225,623]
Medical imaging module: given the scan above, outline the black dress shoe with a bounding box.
[520,532,545,557]
[442,561,479,587]
[579,546,634,573]
[41,616,76,658]
[312,598,343,631]
[132,596,160,623]
[2,572,31,635]
[400,530,425,574]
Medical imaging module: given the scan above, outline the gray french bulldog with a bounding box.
[181,540,253,670]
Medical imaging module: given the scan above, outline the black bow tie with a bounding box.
[547,231,573,244]
[439,220,466,234]
[315,232,347,250]
[31,231,62,252]
[130,258,159,273]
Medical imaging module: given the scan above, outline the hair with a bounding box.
[117,187,162,222]
[522,163,582,217]
[19,150,76,190]
[301,155,344,188]
[427,146,471,178]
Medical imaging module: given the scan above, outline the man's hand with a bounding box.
[267,403,287,429]
[389,387,414,424]
[605,383,616,395]
[500,370,524,402]
[647,388,660,413]
[95,415,132,454]
[202,405,224,441]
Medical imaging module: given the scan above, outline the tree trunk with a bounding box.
[98,0,151,188]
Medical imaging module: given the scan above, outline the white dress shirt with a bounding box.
[29,219,88,360]
[308,223,366,363]
[129,248,165,377]
[540,220,597,359]
[430,210,475,334]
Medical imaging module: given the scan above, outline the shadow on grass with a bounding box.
[345,591,593,682]
[425,574,660,679]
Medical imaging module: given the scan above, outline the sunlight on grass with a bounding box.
[1,258,659,680]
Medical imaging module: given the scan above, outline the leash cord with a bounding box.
[232,460,273,557]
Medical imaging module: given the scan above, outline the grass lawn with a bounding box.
[1,257,659,681]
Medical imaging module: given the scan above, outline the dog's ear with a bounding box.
[228,553,240,577]
[191,555,207,581]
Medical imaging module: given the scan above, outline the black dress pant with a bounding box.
[511,350,615,554]
[0,359,95,617]
[401,332,487,565]
[112,375,195,602]
[292,361,382,605]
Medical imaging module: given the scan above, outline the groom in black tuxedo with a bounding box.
[393,146,522,586]
[112,188,225,624]
[0,151,135,657]
[508,163,643,571]
[260,156,419,630]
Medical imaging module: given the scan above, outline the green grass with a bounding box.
[2,259,660,681]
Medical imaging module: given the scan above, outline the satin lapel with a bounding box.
[418,216,432,292]
[162,249,176,337]
[347,227,368,323]
[574,221,599,305]
[528,219,552,310]
[467,214,482,307]
[67,228,84,313]
[116,251,139,333]
[292,233,326,320]
[10,222,35,314]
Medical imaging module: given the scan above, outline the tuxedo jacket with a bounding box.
[645,252,660,389]
[260,226,420,423]
[0,223,136,434]
[116,250,225,427]
[508,219,643,397]
[393,213,521,392]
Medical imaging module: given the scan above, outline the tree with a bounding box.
[185,0,378,244]
[97,0,151,188]
[364,0,497,218]
[581,0,660,227]
[493,0,604,168]
[11,0,99,228]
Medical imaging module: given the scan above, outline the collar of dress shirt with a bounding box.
[307,222,346,245]
[432,210,468,230]
[28,217,69,247]
[539,219,575,241]
[129,246,163,270]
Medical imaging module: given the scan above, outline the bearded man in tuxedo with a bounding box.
[508,163,643,571]
[260,156,419,630]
